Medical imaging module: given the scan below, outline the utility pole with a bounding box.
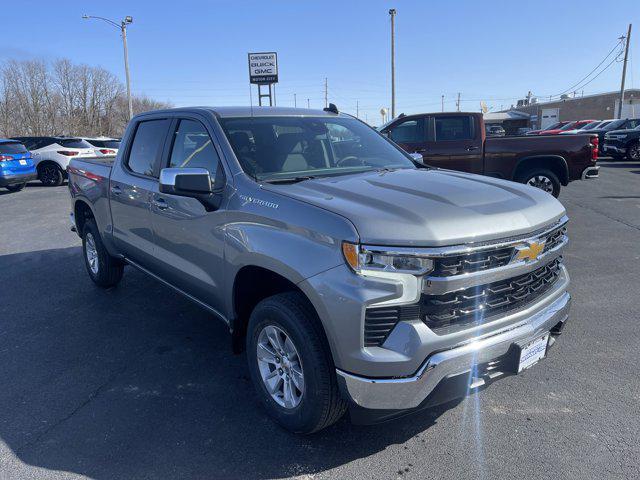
[307,98,310,108]
[389,8,397,119]
[356,100,359,118]
[324,77,328,108]
[456,92,461,112]
[294,93,297,108]
[83,14,134,120]
[618,23,632,119]
[441,94,444,112]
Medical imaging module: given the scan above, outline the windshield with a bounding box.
[219,116,416,181]
[580,121,601,130]
[559,122,578,131]
[604,120,626,130]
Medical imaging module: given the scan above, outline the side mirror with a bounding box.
[159,167,222,211]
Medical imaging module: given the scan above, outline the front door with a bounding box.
[110,118,171,265]
[149,117,228,313]
[386,117,428,159]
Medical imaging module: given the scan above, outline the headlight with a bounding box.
[342,242,434,275]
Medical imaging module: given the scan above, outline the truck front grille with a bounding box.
[430,223,566,277]
[422,258,563,332]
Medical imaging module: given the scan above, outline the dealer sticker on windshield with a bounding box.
[518,333,549,373]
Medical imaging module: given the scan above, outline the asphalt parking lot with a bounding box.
[1,161,639,480]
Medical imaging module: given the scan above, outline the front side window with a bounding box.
[168,119,221,178]
[388,119,425,144]
[220,116,415,181]
[434,116,474,141]
[127,119,170,177]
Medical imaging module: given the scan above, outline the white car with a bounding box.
[11,137,96,186]
[82,137,120,157]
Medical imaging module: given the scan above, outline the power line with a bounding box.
[541,39,624,99]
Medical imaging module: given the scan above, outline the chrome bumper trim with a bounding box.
[337,292,571,410]
[581,166,600,179]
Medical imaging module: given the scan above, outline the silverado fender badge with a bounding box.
[513,240,546,262]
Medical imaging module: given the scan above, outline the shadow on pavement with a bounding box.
[598,162,640,169]
[0,246,457,479]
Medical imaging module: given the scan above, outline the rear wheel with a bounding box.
[38,163,64,186]
[518,168,561,197]
[628,141,640,161]
[82,219,124,288]
[246,292,346,434]
[5,183,26,192]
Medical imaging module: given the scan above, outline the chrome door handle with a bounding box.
[466,146,480,151]
[152,198,168,210]
[110,185,122,195]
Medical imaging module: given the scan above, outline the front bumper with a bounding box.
[601,143,625,155]
[337,291,570,411]
[581,165,600,179]
[0,171,37,187]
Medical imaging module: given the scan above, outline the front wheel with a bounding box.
[518,169,561,197]
[628,141,640,161]
[5,183,26,192]
[246,292,347,434]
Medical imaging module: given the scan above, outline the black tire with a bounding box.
[38,163,64,186]
[246,292,347,434]
[628,141,640,161]
[5,183,26,192]
[82,219,124,288]
[517,168,561,197]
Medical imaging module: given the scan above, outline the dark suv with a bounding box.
[603,125,640,160]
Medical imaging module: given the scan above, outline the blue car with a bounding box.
[0,139,37,192]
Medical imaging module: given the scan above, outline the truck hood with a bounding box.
[263,168,566,246]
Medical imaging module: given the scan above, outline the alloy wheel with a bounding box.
[40,165,59,185]
[527,175,554,194]
[629,143,640,161]
[85,233,99,275]
[256,325,304,409]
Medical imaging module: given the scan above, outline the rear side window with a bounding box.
[127,120,170,177]
[59,138,93,149]
[168,119,220,178]
[434,115,474,141]
[0,142,27,154]
[388,118,425,143]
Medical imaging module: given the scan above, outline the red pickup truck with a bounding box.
[380,112,599,197]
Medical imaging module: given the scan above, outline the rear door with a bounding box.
[109,118,171,265]
[148,116,229,312]
[424,114,484,174]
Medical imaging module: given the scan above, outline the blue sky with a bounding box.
[3,0,638,124]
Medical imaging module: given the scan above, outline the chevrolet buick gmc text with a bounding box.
[68,107,571,433]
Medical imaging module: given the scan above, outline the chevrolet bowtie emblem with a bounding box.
[514,240,546,262]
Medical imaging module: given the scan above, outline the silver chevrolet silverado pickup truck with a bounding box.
[68,106,570,433]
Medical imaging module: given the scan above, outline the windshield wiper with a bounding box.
[261,175,317,184]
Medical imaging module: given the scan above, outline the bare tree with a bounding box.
[0,57,171,138]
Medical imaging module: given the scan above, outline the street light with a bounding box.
[83,14,134,120]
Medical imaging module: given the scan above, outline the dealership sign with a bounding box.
[248,52,278,84]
